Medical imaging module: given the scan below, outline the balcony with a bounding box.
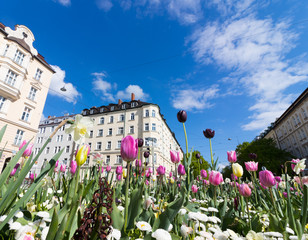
[0,80,21,101]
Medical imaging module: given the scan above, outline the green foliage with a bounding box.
[189,150,210,178]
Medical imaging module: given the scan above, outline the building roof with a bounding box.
[0,22,55,73]
[39,114,76,127]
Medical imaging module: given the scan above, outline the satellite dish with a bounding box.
[60,86,67,92]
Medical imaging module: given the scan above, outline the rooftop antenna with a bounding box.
[60,85,67,92]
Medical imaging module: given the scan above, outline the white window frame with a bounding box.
[116,155,122,164]
[66,146,70,153]
[106,155,110,164]
[130,113,135,120]
[107,141,111,149]
[99,117,104,124]
[145,123,149,131]
[96,142,102,150]
[118,127,124,135]
[5,70,17,86]
[109,116,114,123]
[14,49,25,65]
[145,110,149,117]
[0,96,6,111]
[34,68,43,81]
[152,110,156,117]
[152,123,156,131]
[119,114,125,122]
[98,129,103,137]
[117,140,121,149]
[129,126,134,134]
[108,128,112,136]
[21,107,31,122]
[3,44,9,56]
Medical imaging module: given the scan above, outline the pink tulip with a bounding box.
[177,164,186,176]
[117,174,122,181]
[10,168,17,177]
[121,136,138,162]
[191,185,198,193]
[145,179,149,185]
[209,171,223,186]
[19,140,33,157]
[30,173,36,180]
[146,170,151,178]
[55,160,59,168]
[106,165,111,172]
[291,159,301,171]
[157,166,166,176]
[169,172,173,178]
[135,159,142,167]
[231,174,237,181]
[200,169,207,178]
[227,151,237,163]
[116,166,123,175]
[302,176,308,186]
[245,161,258,172]
[259,170,276,187]
[170,150,180,163]
[70,161,77,175]
[101,166,104,173]
[283,192,288,198]
[238,183,252,197]
[60,165,66,173]
[203,179,209,185]
[274,176,282,183]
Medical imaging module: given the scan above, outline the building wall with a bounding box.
[0,24,54,171]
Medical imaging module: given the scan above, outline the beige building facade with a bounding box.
[0,23,55,171]
[262,88,308,163]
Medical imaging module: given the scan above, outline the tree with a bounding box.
[190,150,210,178]
[222,138,294,179]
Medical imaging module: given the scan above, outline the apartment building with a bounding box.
[0,23,55,171]
[31,114,77,174]
[82,93,183,173]
[261,88,308,167]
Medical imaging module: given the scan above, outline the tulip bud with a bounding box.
[209,171,223,186]
[75,144,91,166]
[169,172,173,178]
[177,164,186,176]
[203,129,215,139]
[259,170,276,187]
[137,138,144,147]
[116,174,122,181]
[249,153,257,160]
[191,185,198,193]
[238,183,251,197]
[19,140,33,157]
[170,150,180,163]
[144,151,150,158]
[231,174,238,181]
[101,166,104,173]
[227,151,237,163]
[196,153,201,159]
[245,161,258,172]
[70,161,77,175]
[10,168,17,177]
[55,160,59,168]
[106,165,112,172]
[60,165,66,173]
[135,159,142,167]
[177,110,187,123]
[121,136,138,162]
[157,165,166,176]
[200,169,207,178]
[232,163,243,178]
[116,166,123,175]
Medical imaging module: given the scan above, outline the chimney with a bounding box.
[118,99,122,105]
[131,93,135,101]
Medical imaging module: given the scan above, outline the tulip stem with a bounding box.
[246,198,252,230]
[209,139,214,170]
[269,187,279,218]
[124,163,131,233]
[182,123,188,158]
[252,172,258,204]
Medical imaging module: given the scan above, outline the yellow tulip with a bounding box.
[232,163,243,178]
[170,178,174,184]
[122,169,127,179]
[75,144,90,166]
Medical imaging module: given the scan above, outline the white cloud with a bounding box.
[96,0,113,11]
[190,12,308,131]
[92,72,115,102]
[116,85,149,101]
[55,0,71,6]
[49,65,80,104]
[171,85,219,111]
[167,0,202,24]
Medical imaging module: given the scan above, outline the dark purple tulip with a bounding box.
[196,153,201,159]
[203,129,215,139]
[177,110,187,123]
[249,153,257,160]
[144,151,150,158]
[138,138,144,148]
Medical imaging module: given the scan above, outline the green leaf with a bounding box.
[111,192,124,230]
[0,125,7,143]
[46,208,59,240]
[55,212,68,240]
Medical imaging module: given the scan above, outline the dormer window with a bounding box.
[90,109,94,114]
[100,108,104,113]
[131,102,137,107]
[122,104,126,109]
[111,106,115,111]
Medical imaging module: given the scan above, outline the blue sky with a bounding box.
[1,0,308,169]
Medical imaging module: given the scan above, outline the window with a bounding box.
[5,70,17,86]
[116,155,122,164]
[65,146,70,153]
[122,104,126,109]
[302,108,307,119]
[14,50,25,65]
[129,126,134,134]
[107,141,111,149]
[100,108,104,113]
[50,126,55,132]
[63,158,68,166]
[145,110,149,117]
[152,123,156,131]
[106,155,110,165]
[34,69,43,81]
[293,116,297,126]
[21,107,31,121]
[109,116,114,123]
[287,121,291,131]
[145,123,149,131]
[118,127,124,135]
[89,130,93,138]
[296,114,301,125]
[85,156,90,165]
[111,106,115,111]
[98,129,103,137]
[301,129,307,139]
[152,110,156,117]
[119,114,125,122]
[3,44,9,56]
[56,135,60,142]
[99,117,104,124]
[0,96,6,111]
[54,146,58,153]
[68,134,72,141]
[46,147,50,154]
[130,113,135,120]
[117,140,121,149]
[41,127,46,133]
[108,128,112,136]
[96,142,102,150]
[88,143,92,149]
[60,135,63,142]
[131,102,137,107]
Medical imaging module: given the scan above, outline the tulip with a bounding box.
[291,159,300,171]
[200,169,207,178]
[245,161,258,172]
[106,165,112,172]
[170,150,180,163]
[293,159,306,174]
[283,192,288,198]
[65,114,94,144]
[10,168,17,177]
[259,170,276,187]
[169,172,172,178]
[135,159,142,167]
[232,163,243,178]
[144,151,150,158]
[209,171,223,186]
[137,138,144,147]
[101,166,104,173]
[177,110,187,123]
[117,174,122,181]
[177,164,186,176]
[274,176,282,183]
[157,166,166,176]
[55,160,59,168]
[146,170,151,178]
[249,153,257,160]
[123,169,127,178]
[231,174,237,181]
[70,161,77,175]
[121,136,138,162]
[203,129,215,139]
[170,178,175,184]
[191,185,198,193]
[227,151,237,163]
[30,173,36,180]
[145,179,149,185]
[60,165,66,173]
[302,176,308,186]
[238,183,252,197]
[196,153,201,159]
[75,144,91,166]
[116,166,123,175]
[19,140,33,157]
[203,179,209,185]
